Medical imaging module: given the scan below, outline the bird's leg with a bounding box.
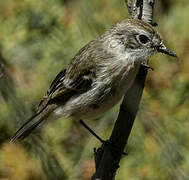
[79,120,127,156]
[79,120,105,143]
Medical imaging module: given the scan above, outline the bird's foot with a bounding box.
[141,63,154,71]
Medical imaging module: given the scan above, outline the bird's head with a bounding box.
[109,19,177,61]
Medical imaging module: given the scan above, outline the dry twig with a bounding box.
[92,0,155,179]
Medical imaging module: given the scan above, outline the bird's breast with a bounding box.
[85,59,141,118]
[54,59,141,121]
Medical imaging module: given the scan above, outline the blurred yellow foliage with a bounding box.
[1,143,44,180]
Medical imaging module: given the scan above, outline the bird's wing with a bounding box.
[11,67,95,142]
[37,40,98,112]
[37,45,98,112]
[37,67,94,112]
[48,67,94,104]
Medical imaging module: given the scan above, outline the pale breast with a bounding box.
[53,59,141,121]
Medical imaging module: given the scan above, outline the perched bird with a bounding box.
[10,19,177,142]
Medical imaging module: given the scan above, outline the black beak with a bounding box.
[156,45,177,58]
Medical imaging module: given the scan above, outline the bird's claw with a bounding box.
[141,64,154,71]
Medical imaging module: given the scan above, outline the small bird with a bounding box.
[10,19,177,142]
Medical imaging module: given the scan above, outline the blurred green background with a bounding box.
[0,0,189,179]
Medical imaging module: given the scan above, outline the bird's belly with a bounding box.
[54,62,140,120]
[54,92,122,121]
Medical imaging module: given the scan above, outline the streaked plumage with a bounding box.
[10,19,176,142]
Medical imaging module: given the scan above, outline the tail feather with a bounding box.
[10,105,54,143]
[10,113,43,142]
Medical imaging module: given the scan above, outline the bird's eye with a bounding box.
[137,34,150,44]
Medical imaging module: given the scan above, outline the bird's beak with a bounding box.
[156,44,177,58]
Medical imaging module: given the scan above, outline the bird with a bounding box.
[10,18,177,142]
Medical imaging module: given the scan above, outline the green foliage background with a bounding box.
[0,0,188,179]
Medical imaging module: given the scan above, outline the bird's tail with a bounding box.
[10,105,55,143]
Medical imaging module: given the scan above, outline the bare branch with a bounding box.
[92,66,148,180]
[92,0,155,179]
[125,0,155,25]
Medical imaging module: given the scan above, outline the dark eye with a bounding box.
[138,34,150,44]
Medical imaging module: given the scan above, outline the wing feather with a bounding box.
[37,68,94,111]
[37,40,98,112]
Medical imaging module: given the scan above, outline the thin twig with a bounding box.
[92,0,155,179]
